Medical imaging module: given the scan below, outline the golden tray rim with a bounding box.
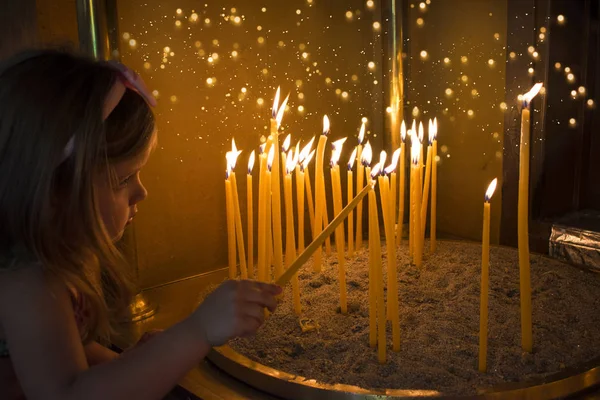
[207,241,600,399]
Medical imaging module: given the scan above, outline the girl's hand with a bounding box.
[190,280,281,347]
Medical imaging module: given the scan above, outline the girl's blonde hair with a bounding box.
[0,49,156,342]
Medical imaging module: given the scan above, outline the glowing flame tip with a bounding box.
[485,178,498,201]
[522,83,543,107]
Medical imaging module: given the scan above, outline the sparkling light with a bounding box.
[420,50,429,60]
[557,15,565,24]
[416,18,424,26]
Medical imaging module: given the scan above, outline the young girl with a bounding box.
[0,49,280,400]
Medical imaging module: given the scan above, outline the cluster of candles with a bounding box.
[224,83,542,370]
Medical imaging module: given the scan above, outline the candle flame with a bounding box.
[286,149,297,174]
[348,147,358,170]
[303,149,315,170]
[299,136,315,162]
[295,141,301,163]
[485,178,498,202]
[418,122,424,143]
[323,115,330,135]
[411,138,421,164]
[225,152,233,178]
[361,141,373,166]
[411,120,417,137]
[384,148,401,174]
[276,94,289,128]
[379,150,387,171]
[282,134,291,152]
[248,150,255,174]
[293,146,299,166]
[358,121,365,144]
[522,82,543,107]
[401,120,407,142]
[226,141,242,170]
[267,146,275,170]
[370,162,382,178]
[272,86,281,118]
[259,143,266,154]
[433,117,438,141]
[330,137,347,167]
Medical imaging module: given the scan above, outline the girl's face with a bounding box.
[94,137,155,241]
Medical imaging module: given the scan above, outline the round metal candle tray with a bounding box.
[208,341,600,399]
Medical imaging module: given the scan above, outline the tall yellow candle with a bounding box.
[418,122,424,187]
[313,115,330,273]
[421,125,433,239]
[295,146,306,254]
[412,140,423,267]
[257,148,267,282]
[430,118,438,253]
[227,142,248,279]
[369,164,386,364]
[389,148,400,244]
[365,165,376,348]
[225,166,237,279]
[304,150,316,235]
[381,164,401,352]
[263,148,276,281]
[271,90,289,282]
[356,122,366,250]
[409,129,415,259]
[347,148,357,257]
[284,150,301,315]
[396,122,406,246]
[247,151,255,278]
[519,83,542,353]
[479,178,498,373]
[323,197,332,256]
[298,139,316,242]
[281,134,291,183]
[330,138,348,314]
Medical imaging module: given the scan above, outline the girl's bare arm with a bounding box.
[0,265,278,400]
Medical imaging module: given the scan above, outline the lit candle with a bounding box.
[303,148,316,235]
[479,178,498,373]
[271,88,289,282]
[281,133,291,183]
[418,121,424,189]
[260,147,275,281]
[247,151,255,278]
[284,149,301,315]
[313,115,330,273]
[396,121,407,246]
[369,163,386,364]
[225,161,237,279]
[356,122,366,250]
[347,147,357,257]
[295,143,306,253]
[389,148,400,247]
[409,129,415,259]
[430,118,438,253]
[420,121,433,239]
[228,141,248,279]
[364,158,375,348]
[384,155,400,351]
[275,180,374,286]
[518,82,542,353]
[412,139,422,267]
[330,138,348,313]
[257,145,267,281]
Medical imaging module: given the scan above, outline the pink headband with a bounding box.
[61,62,157,160]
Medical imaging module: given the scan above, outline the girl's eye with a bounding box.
[119,174,134,187]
